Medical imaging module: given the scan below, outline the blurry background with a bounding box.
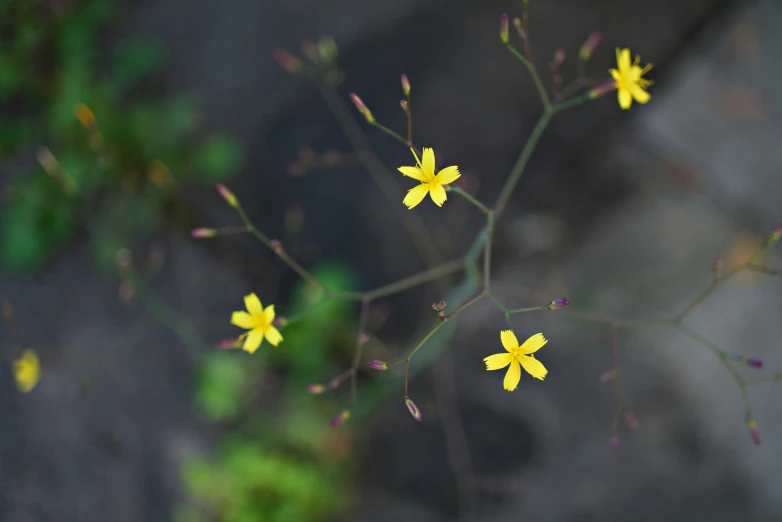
[1,0,781,520]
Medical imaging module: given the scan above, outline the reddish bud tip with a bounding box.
[270,239,283,255]
[272,49,302,73]
[579,32,602,61]
[216,339,241,349]
[404,396,422,421]
[547,298,569,310]
[191,228,217,239]
[400,99,408,111]
[330,409,351,428]
[499,14,509,44]
[747,417,761,445]
[216,184,238,208]
[588,81,618,100]
[766,225,782,247]
[308,383,327,394]
[431,300,447,312]
[401,74,411,95]
[745,357,764,369]
[368,360,388,371]
[349,93,375,123]
[609,436,620,451]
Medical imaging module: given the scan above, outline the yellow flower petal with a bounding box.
[618,88,632,110]
[264,326,283,346]
[244,293,263,316]
[500,330,519,351]
[403,184,430,209]
[484,352,512,370]
[631,84,650,104]
[243,329,264,353]
[263,304,276,323]
[231,311,255,329]
[519,333,547,354]
[421,147,435,179]
[503,359,522,391]
[609,69,621,81]
[13,350,40,393]
[435,165,460,185]
[429,184,447,207]
[398,166,427,181]
[617,48,630,72]
[519,354,548,380]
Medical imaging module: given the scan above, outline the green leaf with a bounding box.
[194,136,242,181]
[113,39,165,86]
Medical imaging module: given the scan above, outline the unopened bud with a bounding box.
[401,74,411,95]
[191,228,216,239]
[400,99,408,112]
[547,298,569,310]
[588,81,618,100]
[368,360,388,371]
[404,396,423,421]
[747,417,761,445]
[308,383,327,394]
[499,13,509,44]
[216,339,241,349]
[744,357,764,369]
[317,37,338,62]
[330,409,351,428]
[216,184,238,208]
[431,300,447,312]
[766,225,782,247]
[579,32,602,61]
[270,239,283,255]
[272,316,288,327]
[350,93,374,123]
[609,436,620,451]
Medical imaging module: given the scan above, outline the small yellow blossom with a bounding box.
[484,331,548,391]
[398,147,460,209]
[13,349,40,393]
[609,48,652,110]
[230,293,283,354]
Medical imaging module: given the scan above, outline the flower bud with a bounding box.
[744,357,764,369]
[317,37,338,62]
[191,228,216,239]
[766,225,782,247]
[349,93,374,123]
[512,17,526,38]
[330,409,351,428]
[368,360,388,371]
[499,13,509,44]
[401,74,411,95]
[216,184,238,208]
[216,339,241,349]
[270,239,283,255]
[400,99,408,112]
[579,32,602,61]
[308,383,327,394]
[747,417,761,445]
[404,396,422,421]
[547,298,569,310]
[431,300,447,312]
[272,316,288,327]
[588,81,618,100]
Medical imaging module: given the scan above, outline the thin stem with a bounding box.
[365,258,465,300]
[405,92,413,145]
[494,110,552,217]
[370,121,417,152]
[506,305,545,315]
[234,201,330,296]
[483,213,495,291]
[552,91,593,113]
[446,186,491,216]
[404,359,410,395]
[747,264,782,277]
[351,298,371,406]
[504,44,550,109]
[521,0,532,63]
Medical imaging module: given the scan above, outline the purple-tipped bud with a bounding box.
[747,417,761,445]
[404,396,422,421]
[350,93,375,123]
[579,32,602,61]
[191,228,216,239]
[308,384,327,394]
[216,184,238,208]
[401,74,411,95]
[766,225,782,247]
[272,49,302,73]
[368,360,388,371]
[588,81,618,100]
[330,409,351,428]
[609,436,620,451]
[270,239,283,254]
[553,49,566,66]
[745,357,764,369]
[547,298,569,310]
[431,300,447,312]
[216,339,241,349]
[400,99,408,111]
[499,14,509,44]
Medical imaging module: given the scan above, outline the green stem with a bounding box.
[371,121,414,150]
[506,305,546,315]
[446,186,491,216]
[365,258,466,300]
[483,213,495,291]
[505,44,550,109]
[553,91,593,113]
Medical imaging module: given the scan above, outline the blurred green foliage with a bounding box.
[0,0,242,270]
[182,264,357,522]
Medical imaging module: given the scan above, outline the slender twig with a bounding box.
[483,212,495,291]
[504,44,550,109]
[446,186,491,216]
[351,297,371,406]
[365,259,466,300]
[506,305,546,316]
[370,121,418,153]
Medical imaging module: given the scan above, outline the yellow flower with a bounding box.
[484,331,548,391]
[13,349,40,393]
[398,147,460,209]
[230,293,283,354]
[609,48,652,110]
